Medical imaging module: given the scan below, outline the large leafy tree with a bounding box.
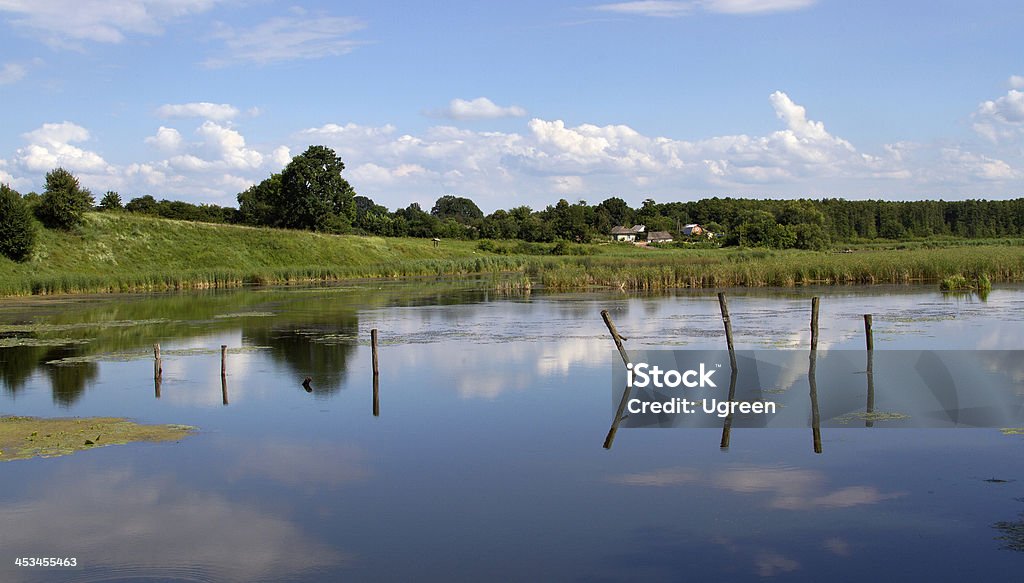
[431,194,483,223]
[36,167,94,229]
[278,145,357,232]
[237,173,282,226]
[0,184,36,261]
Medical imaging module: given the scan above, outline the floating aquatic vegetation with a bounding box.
[0,416,195,462]
[0,318,175,334]
[0,337,92,348]
[836,411,910,424]
[212,311,276,319]
[1001,427,1024,435]
[44,345,273,365]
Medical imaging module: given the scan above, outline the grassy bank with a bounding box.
[3,212,1024,296]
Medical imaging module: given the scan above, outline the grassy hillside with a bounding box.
[3,212,1024,296]
[0,213,526,295]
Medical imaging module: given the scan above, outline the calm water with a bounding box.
[1,282,1023,581]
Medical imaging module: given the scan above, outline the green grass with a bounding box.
[3,213,1024,296]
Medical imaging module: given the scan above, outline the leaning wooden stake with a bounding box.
[601,310,633,450]
[718,292,739,449]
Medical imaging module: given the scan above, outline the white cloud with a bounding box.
[145,126,183,151]
[436,97,528,120]
[15,121,112,174]
[195,120,263,169]
[593,0,816,18]
[972,89,1024,142]
[156,102,240,121]
[204,13,367,67]
[1009,75,1024,90]
[270,145,292,168]
[0,62,27,85]
[0,0,221,49]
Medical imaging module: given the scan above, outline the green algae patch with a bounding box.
[0,416,196,462]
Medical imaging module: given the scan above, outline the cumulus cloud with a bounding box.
[15,121,112,174]
[0,63,27,85]
[156,102,240,121]
[972,89,1024,142]
[145,126,183,151]
[204,13,367,67]
[434,97,528,120]
[195,120,263,169]
[0,0,221,48]
[1009,75,1024,90]
[593,0,816,18]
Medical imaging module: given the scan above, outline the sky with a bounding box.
[0,0,1022,212]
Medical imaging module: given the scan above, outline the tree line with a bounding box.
[3,144,1024,262]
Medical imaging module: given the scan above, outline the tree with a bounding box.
[125,195,159,215]
[0,184,36,261]
[35,167,94,229]
[278,145,357,232]
[431,195,483,223]
[237,173,282,226]
[98,191,123,211]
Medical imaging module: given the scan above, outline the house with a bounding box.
[610,225,647,242]
[681,224,705,237]
[647,231,673,244]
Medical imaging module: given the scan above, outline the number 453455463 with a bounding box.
[15,557,77,567]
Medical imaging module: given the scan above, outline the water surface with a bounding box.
[1,283,1022,581]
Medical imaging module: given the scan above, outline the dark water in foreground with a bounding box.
[1,282,1023,581]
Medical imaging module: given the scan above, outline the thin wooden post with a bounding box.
[717,292,737,370]
[371,329,379,377]
[720,365,739,449]
[717,292,739,449]
[864,314,873,351]
[810,297,820,352]
[153,343,162,399]
[373,375,380,417]
[865,314,874,427]
[220,344,228,404]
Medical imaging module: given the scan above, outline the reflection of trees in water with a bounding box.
[243,318,359,395]
[0,345,41,395]
[42,346,98,407]
[0,343,96,406]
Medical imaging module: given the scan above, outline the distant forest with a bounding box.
[11,146,1024,250]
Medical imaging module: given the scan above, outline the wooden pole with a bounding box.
[719,365,739,449]
[220,345,228,404]
[373,375,380,417]
[864,314,874,351]
[601,310,633,449]
[717,292,737,370]
[600,310,630,367]
[371,329,379,377]
[810,297,820,352]
[153,343,162,399]
[865,314,874,428]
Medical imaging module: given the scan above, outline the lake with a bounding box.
[1,282,1023,581]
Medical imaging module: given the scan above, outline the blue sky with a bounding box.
[0,0,1022,212]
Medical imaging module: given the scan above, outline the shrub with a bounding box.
[0,184,37,261]
[36,167,94,229]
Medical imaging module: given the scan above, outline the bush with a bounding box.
[36,167,94,229]
[0,184,37,261]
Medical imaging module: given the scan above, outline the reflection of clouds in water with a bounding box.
[823,537,851,557]
[609,465,903,511]
[159,352,260,407]
[0,467,348,582]
[755,551,801,577]
[227,440,372,487]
